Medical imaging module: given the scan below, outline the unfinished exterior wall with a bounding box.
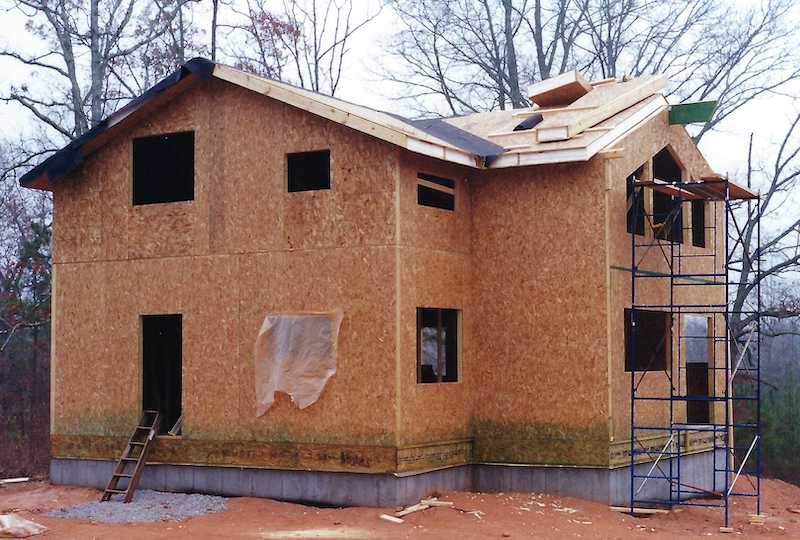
[394,152,475,471]
[51,79,403,472]
[469,159,612,467]
[604,112,724,466]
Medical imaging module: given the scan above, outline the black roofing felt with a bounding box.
[386,113,505,160]
[19,57,214,187]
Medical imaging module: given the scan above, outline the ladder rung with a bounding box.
[105,489,127,494]
[113,473,133,478]
[121,457,138,462]
[129,442,145,446]
[136,425,153,430]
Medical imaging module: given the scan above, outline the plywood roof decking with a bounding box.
[446,95,665,152]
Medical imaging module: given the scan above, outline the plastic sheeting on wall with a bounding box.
[254,310,344,416]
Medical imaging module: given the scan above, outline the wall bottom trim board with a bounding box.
[51,450,723,507]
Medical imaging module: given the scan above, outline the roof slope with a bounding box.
[19,58,717,189]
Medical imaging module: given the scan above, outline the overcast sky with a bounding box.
[1,0,798,187]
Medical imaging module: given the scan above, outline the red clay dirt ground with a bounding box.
[1,477,799,539]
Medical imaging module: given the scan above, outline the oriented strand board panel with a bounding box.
[469,159,612,466]
[603,111,725,453]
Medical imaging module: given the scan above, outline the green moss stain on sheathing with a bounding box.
[471,419,610,467]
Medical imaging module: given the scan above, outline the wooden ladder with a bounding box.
[101,410,160,503]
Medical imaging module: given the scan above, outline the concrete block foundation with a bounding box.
[51,450,723,507]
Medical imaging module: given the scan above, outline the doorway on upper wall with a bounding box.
[141,314,182,435]
[684,315,712,424]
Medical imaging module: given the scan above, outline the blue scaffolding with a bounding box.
[628,176,762,528]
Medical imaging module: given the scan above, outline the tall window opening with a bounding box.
[625,308,671,372]
[685,315,711,423]
[691,200,706,247]
[652,147,683,243]
[626,165,646,235]
[417,308,459,383]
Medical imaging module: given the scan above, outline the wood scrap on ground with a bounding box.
[609,505,670,515]
[0,478,30,486]
[379,496,464,523]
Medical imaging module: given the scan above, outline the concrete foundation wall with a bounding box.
[52,449,722,507]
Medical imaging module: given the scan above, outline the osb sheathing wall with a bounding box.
[605,111,726,462]
[394,153,474,469]
[469,159,612,467]
[51,78,403,472]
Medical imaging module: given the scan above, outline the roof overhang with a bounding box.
[20,58,215,190]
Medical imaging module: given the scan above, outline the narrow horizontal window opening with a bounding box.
[288,150,330,192]
[417,172,455,211]
[133,131,195,206]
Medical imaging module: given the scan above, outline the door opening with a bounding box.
[142,314,182,434]
[685,315,711,424]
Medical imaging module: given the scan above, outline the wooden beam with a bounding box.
[527,70,592,107]
[536,74,667,143]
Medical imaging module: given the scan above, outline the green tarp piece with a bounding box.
[668,100,717,124]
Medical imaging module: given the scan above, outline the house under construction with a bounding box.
[19,60,762,526]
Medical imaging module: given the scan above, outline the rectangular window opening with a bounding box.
[142,314,182,435]
[417,307,459,383]
[417,172,455,211]
[626,166,645,236]
[287,150,330,192]
[624,308,671,372]
[691,200,706,247]
[133,131,195,205]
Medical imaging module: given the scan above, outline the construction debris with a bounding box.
[395,502,430,517]
[421,498,454,507]
[0,478,30,486]
[0,514,46,538]
[380,496,462,523]
[609,506,670,515]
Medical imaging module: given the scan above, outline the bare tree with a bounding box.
[277,0,380,95]
[729,118,800,341]
[1,0,187,137]
[384,0,535,115]
[220,0,299,79]
[578,0,800,141]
